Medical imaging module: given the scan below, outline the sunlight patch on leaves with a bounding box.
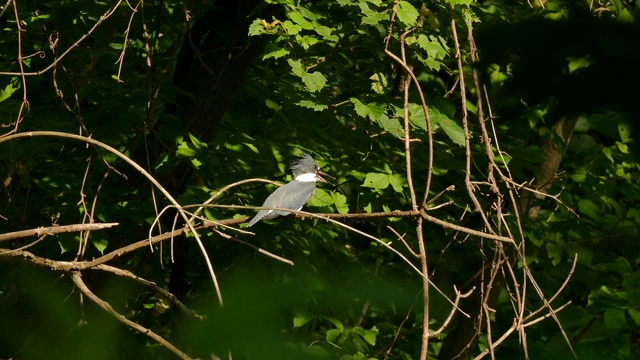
[389,174,407,193]
[0,78,20,103]
[248,18,265,36]
[282,20,302,35]
[92,237,108,255]
[331,191,349,214]
[288,59,327,92]
[293,313,313,328]
[358,1,387,25]
[363,172,389,189]
[396,1,419,27]
[310,188,334,207]
[177,141,198,157]
[445,0,474,5]
[297,100,328,111]
[350,98,385,121]
[263,44,290,60]
[289,12,314,30]
[369,73,388,94]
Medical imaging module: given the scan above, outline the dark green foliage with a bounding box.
[1,0,640,359]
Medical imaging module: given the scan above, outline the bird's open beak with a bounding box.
[316,169,334,186]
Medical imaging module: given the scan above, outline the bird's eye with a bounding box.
[314,165,319,171]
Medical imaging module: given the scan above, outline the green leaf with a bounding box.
[546,242,564,266]
[616,142,629,154]
[363,202,373,213]
[331,191,349,214]
[263,44,290,60]
[293,313,313,328]
[376,114,403,135]
[299,35,319,50]
[416,35,448,61]
[440,118,466,146]
[189,133,206,150]
[315,25,339,42]
[568,56,590,74]
[396,1,419,27]
[604,308,626,329]
[370,73,388,94]
[351,97,369,118]
[366,103,385,121]
[91,237,108,255]
[618,122,631,142]
[445,0,473,5]
[327,317,344,331]
[363,173,389,189]
[571,167,587,182]
[288,59,327,92]
[58,235,76,254]
[289,12,314,30]
[326,328,341,343]
[628,308,640,326]
[297,100,328,111]
[353,326,379,346]
[359,2,387,25]
[0,78,20,103]
[288,59,305,76]
[282,20,302,35]
[577,199,599,220]
[388,174,406,193]
[407,103,427,131]
[350,98,385,121]
[488,63,508,85]
[143,300,156,309]
[302,71,327,92]
[265,98,282,112]
[176,141,198,157]
[248,18,265,36]
[309,188,334,207]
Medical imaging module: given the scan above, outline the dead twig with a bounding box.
[70,271,193,360]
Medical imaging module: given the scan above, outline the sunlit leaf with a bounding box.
[91,237,108,255]
[396,1,419,26]
[293,313,313,328]
[331,191,349,214]
[363,172,389,189]
[303,71,327,92]
[176,142,198,157]
[440,118,465,146]
[388,174,406,193]
[297,100,328,111]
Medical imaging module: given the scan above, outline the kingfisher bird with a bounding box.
[245,152,333,227]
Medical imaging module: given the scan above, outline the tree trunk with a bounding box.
[125,1,281,300]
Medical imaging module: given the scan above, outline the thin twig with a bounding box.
[0,0,126,78]
[91,264,203,319]
[70,271,193,360]
[0,131,224,306]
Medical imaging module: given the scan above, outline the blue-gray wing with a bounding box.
[245,181,316,227]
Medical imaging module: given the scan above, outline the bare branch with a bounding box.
[70,271,193,360]
[91,264,203,319]
[0,131,224,306]
[0,222,119,242]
